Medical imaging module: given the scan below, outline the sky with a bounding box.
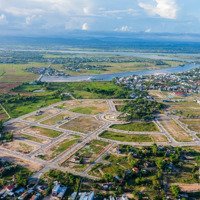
[0,0,199,36]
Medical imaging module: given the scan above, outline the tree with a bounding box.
[170,185,180,198]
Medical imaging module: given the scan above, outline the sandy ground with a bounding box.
[0,152,42,172]
[176,183,200,192]
[2,140,38,154]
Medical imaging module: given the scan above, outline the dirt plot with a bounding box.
[41,111,74,125]
[159,116,192,142]
[61,140,109,172]
[58,100,109,114]
[176,183,200,192]
[0,83,20,94]
[5,122,27,132]
[60,116,103,133]
[24,108,60,122]
[0,153,42,172]
[180,119,200,133]
[0,107,8,121]
[1,140,38,154]
[37,135,80,160]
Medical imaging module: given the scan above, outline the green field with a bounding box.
[20,134,44,143]
[111,122,158,132]
[38,136,80,160]
[100,131,153,142]
[31,126,62,138]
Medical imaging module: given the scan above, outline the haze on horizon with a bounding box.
[0,0,199,37]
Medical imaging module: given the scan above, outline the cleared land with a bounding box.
[41,111,73,125]
[61,140,109,172]
[16,134,45,144]
[2,140,37,154]
[60,116,103,133]
[26,126,63,138]
[24,108,60,122]
[100,131,168,143]
[111,122,159,132]
[180,119,200,133]
[38,136,80,160]
[160,117,192,142]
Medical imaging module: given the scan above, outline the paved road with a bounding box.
[2,99,200,181]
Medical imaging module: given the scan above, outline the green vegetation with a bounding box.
[121,98,166,121]
[71,106,99,115]
[31,126,62,138]
[0,121,13,142]
[20,134,44,143]
[100,130,153,142]
[111,121,158,132]
[0,81,131,118]
[0,160,32,187]
[89,145,200,199]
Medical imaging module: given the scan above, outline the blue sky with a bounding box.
[0,0,199,35]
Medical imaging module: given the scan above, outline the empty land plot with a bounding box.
[24,108,60,122]
[37,136,80,160]
[111,122,159,132]
[60,116,103,133]
[180,119,200,133]
[61,140,109,172]
[16,134,46,144]
[5,122,27,132]
[27,126,62,138]
[89,153,131,178]
[100,130,168,143]
[41,111,73,125]
[1,140,37,154]
[160,118,192,142]
[169,101,200,118]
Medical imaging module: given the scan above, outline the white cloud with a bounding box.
[0,14,6,24]
[115,25,132,32]
[139,0,178,19]
[82,22,89,30]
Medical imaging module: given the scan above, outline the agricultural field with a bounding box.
[37,135,80,160]
[180,119,200,133]
[60,116,103,133]
[100,130,168,143]
[159,116,192,142]
[61,140,109,172]
[110,122,159,132]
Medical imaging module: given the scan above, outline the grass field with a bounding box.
[38,136,80,160]
[160,117,192,142]
[89,153,131,178]
[180,119,200,133]
[169,101,200,118]
[100,130,166,142]
[31,126,62,138]
[60,116,103,133]
[19,134,45,143]
[111,122,159,132]
[61,140,109,172]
